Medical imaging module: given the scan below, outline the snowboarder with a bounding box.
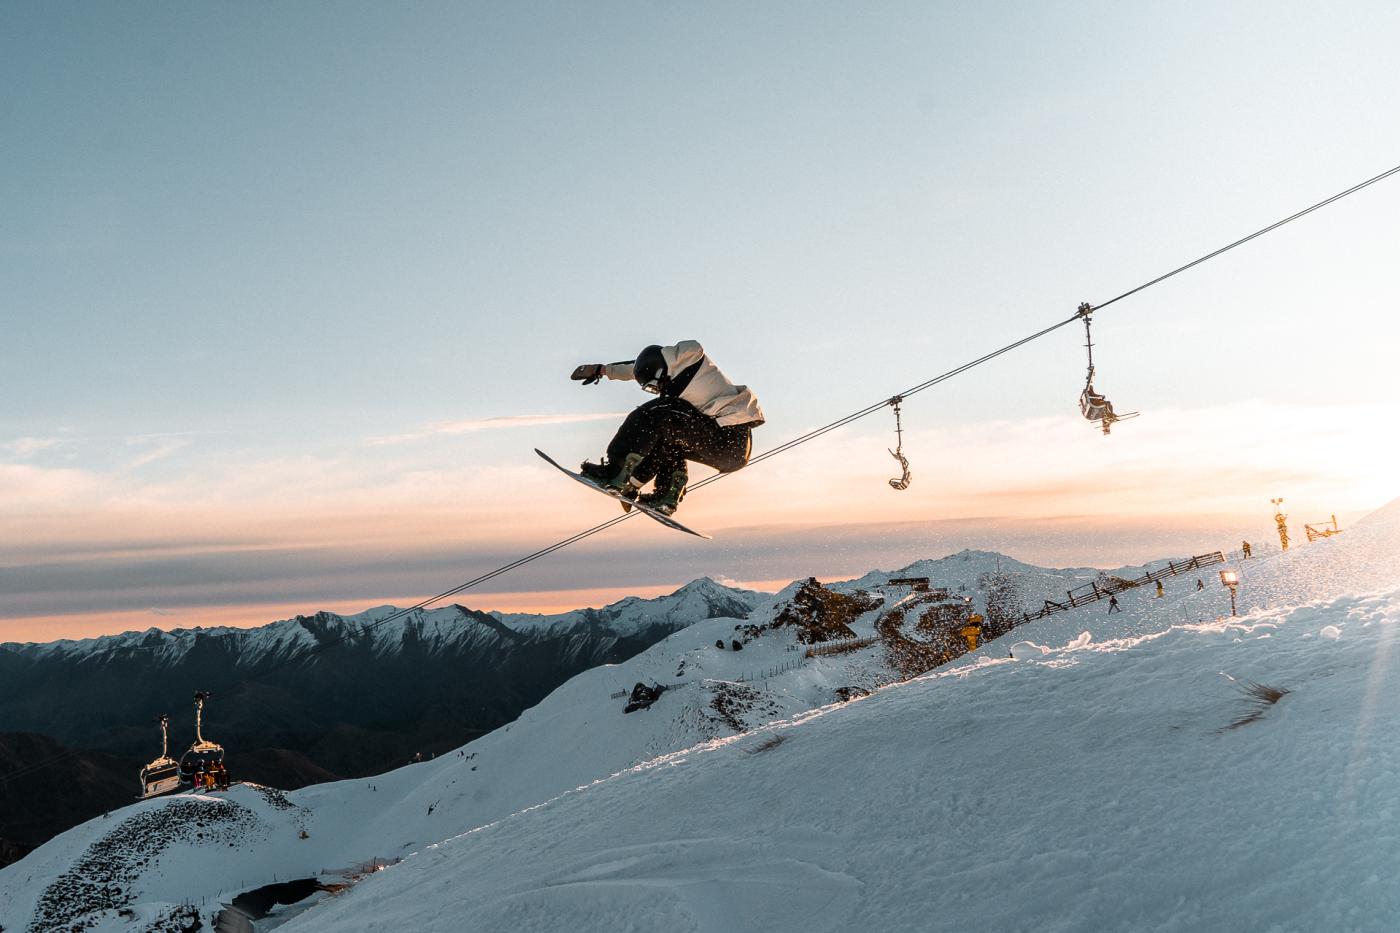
[1107,594,1121,614]
[1155,580,1165,599]
[1242,540,1253,559]
[571,341,764,515]
[1196,578,1205,591]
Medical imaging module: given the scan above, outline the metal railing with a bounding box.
[1011,551,1226,627]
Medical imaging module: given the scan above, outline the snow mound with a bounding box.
[1009,641,1051,658]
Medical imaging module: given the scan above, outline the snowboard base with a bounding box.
[535,449,711,539]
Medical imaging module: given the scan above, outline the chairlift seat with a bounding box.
[180,740,225,783]
[1079,385,1116,421]
[140,759,181,799]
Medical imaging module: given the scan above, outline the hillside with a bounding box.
[2,502,1394,931]
[282,499,1399,932]
[0,734,133,869]
[0,578,764,864]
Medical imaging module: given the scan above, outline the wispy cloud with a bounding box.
[2,436,65,457]
[123,438,192,469]
[0,463,101,509]
[367,412,627,445]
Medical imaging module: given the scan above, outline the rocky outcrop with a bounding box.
[768,578,881,644]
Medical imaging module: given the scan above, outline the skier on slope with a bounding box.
[571,341,764,515]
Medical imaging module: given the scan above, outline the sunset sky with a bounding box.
[4,3,1399,643]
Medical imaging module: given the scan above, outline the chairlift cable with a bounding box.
[1089,162,1400,314]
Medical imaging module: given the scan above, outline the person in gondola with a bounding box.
[571,341,764,515]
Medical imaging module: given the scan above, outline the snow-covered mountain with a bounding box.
[4,504,1395,931]
[0,576,763,746]
[1,575,761,668]
[0,578,765,865]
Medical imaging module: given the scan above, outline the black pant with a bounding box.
[607,397,753,487]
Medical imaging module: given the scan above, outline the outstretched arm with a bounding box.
[602,361,636,382]
[570,361,636,385]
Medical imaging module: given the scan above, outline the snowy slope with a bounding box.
[273,498,1400,933]
[4,505,1395,931]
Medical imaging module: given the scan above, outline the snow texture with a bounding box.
[4,497,1398,932]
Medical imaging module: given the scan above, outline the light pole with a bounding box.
[1219,569,1240,617]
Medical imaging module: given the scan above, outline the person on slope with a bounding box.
[571,341,764,515]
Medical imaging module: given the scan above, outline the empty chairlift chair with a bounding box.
[139,713,182,799]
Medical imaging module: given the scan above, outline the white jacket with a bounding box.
[604,340,764,427]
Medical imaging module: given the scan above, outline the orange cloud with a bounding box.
[3,399,1392,642]
[367,411,629,445]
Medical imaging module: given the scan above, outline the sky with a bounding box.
[3,2,1399,642]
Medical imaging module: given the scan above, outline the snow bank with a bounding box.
[276,499,1400,933]
[7,497,1397,932]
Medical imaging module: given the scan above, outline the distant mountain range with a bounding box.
[0,577,762,862]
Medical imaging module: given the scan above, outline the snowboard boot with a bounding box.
[580,452,646,494]
[640,469,688,515]
[616,481,642,513]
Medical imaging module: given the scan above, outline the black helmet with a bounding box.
[633,345,668,394]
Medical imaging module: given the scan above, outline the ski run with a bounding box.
[3,498,1398,932]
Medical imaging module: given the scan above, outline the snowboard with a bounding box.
[535,448,711,539]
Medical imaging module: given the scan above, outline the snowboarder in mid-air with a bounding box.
[570,341,764,515]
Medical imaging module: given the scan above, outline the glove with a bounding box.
[570,363,605,386]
